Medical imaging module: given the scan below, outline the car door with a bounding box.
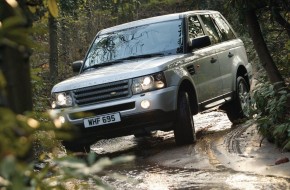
[195,14,223,102]
[185,15,223,103]
[209,13,239,98]
[192,47,220,103]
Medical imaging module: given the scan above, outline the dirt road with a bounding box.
[91,111,290,189]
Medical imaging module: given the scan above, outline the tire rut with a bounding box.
[204,120,255,171]
[223,121,253,155]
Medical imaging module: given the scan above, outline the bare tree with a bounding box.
[49,14,58,81]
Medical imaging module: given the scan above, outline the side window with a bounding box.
[200,15,221,44]
[188,16,204,39]
[212,14,236,41]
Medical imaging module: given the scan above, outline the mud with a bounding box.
[90,111,290,189]
[101,162,289,190]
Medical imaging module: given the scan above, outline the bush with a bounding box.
[250,78,290,151]
[0,107,134,189]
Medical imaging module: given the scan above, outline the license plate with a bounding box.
[84,112,121,128]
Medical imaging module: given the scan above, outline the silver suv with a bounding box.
[50,11,252,151]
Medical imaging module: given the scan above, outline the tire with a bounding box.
[224,76,250,123]
[62,141,91,153]
[173,91,196,145]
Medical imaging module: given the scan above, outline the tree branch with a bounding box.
[270,0,290,37]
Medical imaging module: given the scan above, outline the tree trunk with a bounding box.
[49,14,58,82]
[245,9,290,108]
[245,10,285,85]
[0,47,33,113]
[0,1,33,114]
[85,0,93,43]
[59,18,69,64]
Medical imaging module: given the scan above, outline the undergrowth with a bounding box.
[250,77,290,151]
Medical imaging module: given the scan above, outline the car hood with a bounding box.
[52,55,184,92]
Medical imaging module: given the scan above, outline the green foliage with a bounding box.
[59,0,84,13]
[0,108,46,189]
[249,79,290,150]
[0,16,32,48]
[0,1,137,188]
[284,39,290,77]
[226,0,290,150]
[53,154,134,188]
[47,0,59,17]
[259,12,290,79]
[0,105,135,189]
[225,0,266,11]
[31,67,51,114]
[0,108,37,159]
[226,0,290,81]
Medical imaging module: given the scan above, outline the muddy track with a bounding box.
[98,119,290,189]
[223,123,250,155]
[224,124,247,154]
[203,120,259,172]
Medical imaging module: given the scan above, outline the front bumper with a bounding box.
[50,86,178,142]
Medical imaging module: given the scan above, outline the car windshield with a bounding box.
[83,19,184,70]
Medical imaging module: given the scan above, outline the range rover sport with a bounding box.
[50,10,253,152]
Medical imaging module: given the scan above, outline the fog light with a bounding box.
[53,116,66,128]
[141,100,150,109]
[51,101,56,109]
[59,116,66,124]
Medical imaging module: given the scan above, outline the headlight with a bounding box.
[132,72,166,94]
[51,92,73,108]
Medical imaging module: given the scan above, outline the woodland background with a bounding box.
[33,0,290,147]
[0,0,290,189]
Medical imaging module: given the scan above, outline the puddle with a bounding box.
[90,111,290,189]
[100,161,290,190]
[91,111,232,155]
[194,110,232,132]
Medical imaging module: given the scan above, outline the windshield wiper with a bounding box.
[82,53,163,72]
[82,59,124,72]
[122,53,164,60]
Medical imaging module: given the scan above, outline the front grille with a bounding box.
[73,80,131,106]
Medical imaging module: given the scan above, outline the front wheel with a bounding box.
[173,91,196,145]
[224,76,250,123]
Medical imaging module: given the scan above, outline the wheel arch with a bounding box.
[177,79,198,115]
[236,65,250,90]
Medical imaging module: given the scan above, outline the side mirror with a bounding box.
[71,60,83,73]
[190,35,211,50]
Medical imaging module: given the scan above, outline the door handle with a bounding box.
[210,57,217,63]
[228,52,234,58]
